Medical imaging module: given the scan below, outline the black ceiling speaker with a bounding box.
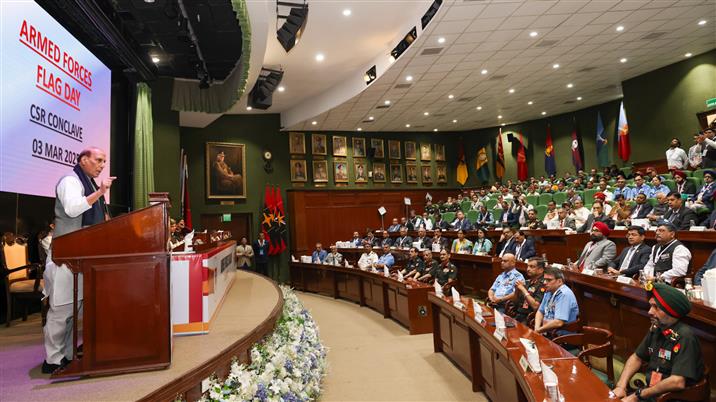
[276,2,308,52]
[248,68,284,110]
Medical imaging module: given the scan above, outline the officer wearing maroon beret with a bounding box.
[612,283,704,401]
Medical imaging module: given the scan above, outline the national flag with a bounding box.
[596,111,609,167]
[476,147,490,183]
[261,185,276,254]
[273,186,287,254]
[179,149,193,230]
[517,132,528,181]
[456,138,468,185]
[544,124,557,176]
[496,128,505,180]
[617,101,630,161]
[571,117,584,171]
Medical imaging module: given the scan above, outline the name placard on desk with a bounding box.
[582,269,595,276]
[494,328,505,341]
[617,275,633,285]
[519,355,530,372]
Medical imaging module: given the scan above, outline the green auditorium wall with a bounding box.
[152,78,182,206]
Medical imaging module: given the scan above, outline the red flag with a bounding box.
[261,185,276,254]
[496,128,505,180]
[544,125,557,176]
[274,187,287,254]
[517,132,528,181]
[617,101,630,161]
[571,119,583,171]
[180,151,193,230]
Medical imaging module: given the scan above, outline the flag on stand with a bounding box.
[261,185,276,254]
[617,101,630,161]
[496,129,505,180]
[517,132,528,181]
[596,111,609,167]
[179,149,192,230]
[456,138,468,185]
[476,147,490,183]
[570,118,584,172]
[273,186,287,254]
[261,185,288,256]
[544,124,557,176]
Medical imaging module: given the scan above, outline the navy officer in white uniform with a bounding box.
[42,147,115,374]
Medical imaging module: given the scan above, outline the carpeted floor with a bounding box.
[297,292,485,402]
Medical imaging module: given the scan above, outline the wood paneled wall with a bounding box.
[287,189,459,253]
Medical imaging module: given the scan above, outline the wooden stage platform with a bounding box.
[0,270,282,402]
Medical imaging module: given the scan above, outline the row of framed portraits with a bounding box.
[289,132,446,161]
[290,159,448,184]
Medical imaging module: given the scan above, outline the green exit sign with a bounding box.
[707,97,716,108]
[221,213,232,222]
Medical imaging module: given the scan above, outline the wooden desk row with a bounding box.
[430,294,617,402]
[288,262,433,334]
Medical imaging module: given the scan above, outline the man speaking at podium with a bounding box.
[42,147,115,374]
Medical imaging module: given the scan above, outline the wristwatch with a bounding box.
[636,387,647,401]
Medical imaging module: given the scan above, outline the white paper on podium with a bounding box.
[473,301,483,321]
[520,338,541,373]
[434,280,443,297]
[397,270,404,282]
[291,255,298,262]
[494,309,506,330]
[451,287,462,307]
[383,266,390,277]
[703,270,716,307]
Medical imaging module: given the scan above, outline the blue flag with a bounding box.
[545,124,556,176]
[596,111,609,167]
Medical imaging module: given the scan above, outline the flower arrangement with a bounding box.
[203,286,327,402]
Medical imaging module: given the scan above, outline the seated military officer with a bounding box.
[512,257,546,323]
[434,249,458,292]
[612,283,704,402]
[401,247,424,278]
[487,253,525,313]
[534,266,579,337]
[417,249,439,282]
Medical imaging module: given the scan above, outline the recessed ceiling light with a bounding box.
[438,37,446,44]
[481,69,488,75]
[384,100,391,105]
[151,56,160,63]
[424,111,429,116]
[433,128,438,132]
[369,116,374,120]
[577,96,582,101]
[405,124,411,128]
[144,0,155,3]
[567,83,574,88]
[698,20,707,26]
[501,123,506,126]
[406,75,413,81]
[315,53,325,62]
[508,88,515,94]
[541,111,547,115]
[498,115,503,119]
[277,86,285,92]
[552,63,560,69]
[476,106,482,110]
[452,119,457,123]
[527,101,533,105]
[448,94,454,99]
[311,121,317,125]
[529,31,538,37]
[342,9,351,16]
[616,25,624,32]
[357,127,362,131]
[685,52,693,57]
[246,106,252,111]
[620,57,627,63]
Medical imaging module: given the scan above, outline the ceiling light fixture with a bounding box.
[369,116,374,120]
[476,106,482,110]
[277,86,285,92]
[342,9,351,16]
[311,121,317,125]
[433,128,438,132]
[246,106,252,111]
[364,65,377,85]
[527,101,533,105]
[616,25,624,32]
[498,115,503,119]
[501,123,506,126]
[424,111,429,116]
[481,69,488,75]
[508,88,515,94]
[452,119,457,123]
[390,27,418,62]
[448,94,454,99]
[406,75,413,81]
[151,56,160,63]
[384,100,391,105]
[698,20,707,26]
[567,83,573,88]
[553,63,560,69]
[620,57,627,63]
[685,52,692,57]
[541,111,546,115]
[315,53,325,62]
[438,37,446,44]
[577,96,582,101]
[529,31,538,37]
[357,127,362,131]
[405,124,411,128]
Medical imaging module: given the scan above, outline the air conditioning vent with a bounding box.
[457,96,477,102]
[421,47,443,55]
[535,39,559,47]
[563,100,575,104]
[376,105,390,109]
[641,31,667,40]
[577,66,597,73]
[489,74,508,80]
[394,83,412,89]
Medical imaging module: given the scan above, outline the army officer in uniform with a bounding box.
[434,249,458,292]
[401,247,424,278]
[612,283,704,402]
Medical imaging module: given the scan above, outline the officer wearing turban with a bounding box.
[612,283,704,401]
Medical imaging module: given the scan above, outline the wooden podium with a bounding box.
[51,202,172,378]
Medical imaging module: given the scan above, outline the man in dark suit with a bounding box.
[673,171,696,195]
[496,201,519,227]
[629,193,653,220]
[512,230,536,261]
[702,208,716,228]
[607,226,652,277]
[475,205,494,226]
[379,230,393,247]
[432,212,449,230]
[394,226,413,249]
[497,227,516,257]
[252,232,270,276]
[663,191,698,230]
[451,210,473,231]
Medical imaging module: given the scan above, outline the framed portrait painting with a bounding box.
[312,160,329,183]
[436,163,448,183]
[421,165,433,183]
[405,141,417,160]
[290,159,307,182]
[333,135,347,156]
[289,132,305,154]
[334,161,349,183]
[435,144,446,161]
[353,137,366,158]
[354,159,368,183]
[420,143,432,161]
[390,163,403,183]
[372,163,386,183]
[388,140,401,159]
[312,134,327,155]
[206,142,246,199]
[406,163,418,184]
[371,138,384,158]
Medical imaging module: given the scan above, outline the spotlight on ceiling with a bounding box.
[421,0,443,29]
[276,1,309,53]
[390,27,417,62]
[248,67,284,110]
[364,65,377,85]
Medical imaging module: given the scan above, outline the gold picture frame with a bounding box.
[206,142,246,199]
[334,160,349,183]
[372,163,386,183]
[406,163,418,184]
[436,163,447,183]
[435,144,446,161]
[388,140,401,159]
[421,165,433,183]
[390,163,403,183]
[353,137,366,157]
[312,160,329,182]
[312,134,327,155]
[333,135,347,156]
[289,132,305,154]
[371,138,384,159]
[405,141,417,160]
[290,159,307,182]
[420,143,432,161]
[354,159,368,183]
